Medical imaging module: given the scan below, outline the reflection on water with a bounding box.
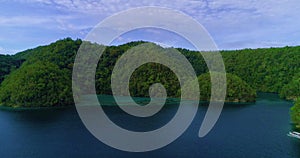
[0,93,299,158]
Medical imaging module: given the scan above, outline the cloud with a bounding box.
[0,0,299,53]
[196,0,300,49]
[0,47,19,55]
[0,16,50,26]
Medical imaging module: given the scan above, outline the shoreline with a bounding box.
[0,100,255,111]
[1,93,281,111]
[0,105,73,111]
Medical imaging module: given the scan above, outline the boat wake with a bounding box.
[287,131,300,139]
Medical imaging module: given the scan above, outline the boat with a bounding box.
[287,131,300,139]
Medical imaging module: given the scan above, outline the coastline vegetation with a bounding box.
[0,38,299,129]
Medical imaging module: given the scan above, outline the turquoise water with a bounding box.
[0,93,299,157]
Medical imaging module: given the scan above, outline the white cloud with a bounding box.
[0,16,50,26]
[1,0,300,51]
[0,47,19,55]
[9,0,299,23]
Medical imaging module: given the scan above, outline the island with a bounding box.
[0,38,299,131]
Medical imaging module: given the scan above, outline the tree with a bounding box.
[280,73,300,100]
[195,73,257,102]
[0,61,72,107]
[291,98,300,129]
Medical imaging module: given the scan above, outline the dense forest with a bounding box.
[0,54,24,83]
[0,38,299,128]
[196,73,256,102]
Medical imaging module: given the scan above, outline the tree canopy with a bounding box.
[196,73,256,102]
[291,99,300,129]
[0,61,72,107]
[0,38,300,113]
[279,73,300,100]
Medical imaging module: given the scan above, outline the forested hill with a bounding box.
[0,38,299,110]
[0,54,24,83]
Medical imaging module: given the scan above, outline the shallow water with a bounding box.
[0,93,299,158]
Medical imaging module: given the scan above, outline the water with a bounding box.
[0,93,299,158]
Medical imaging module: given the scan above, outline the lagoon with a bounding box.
[0,93,299,158]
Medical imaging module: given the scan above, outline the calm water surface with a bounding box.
[0,93,299,158]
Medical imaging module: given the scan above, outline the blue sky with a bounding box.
[0,0,299,54]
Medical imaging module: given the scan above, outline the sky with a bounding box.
[0,0,299,54]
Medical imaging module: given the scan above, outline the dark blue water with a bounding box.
[0,93,299,158]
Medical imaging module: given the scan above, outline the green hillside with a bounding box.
[196,73,256,102]
[0,38,299,129]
